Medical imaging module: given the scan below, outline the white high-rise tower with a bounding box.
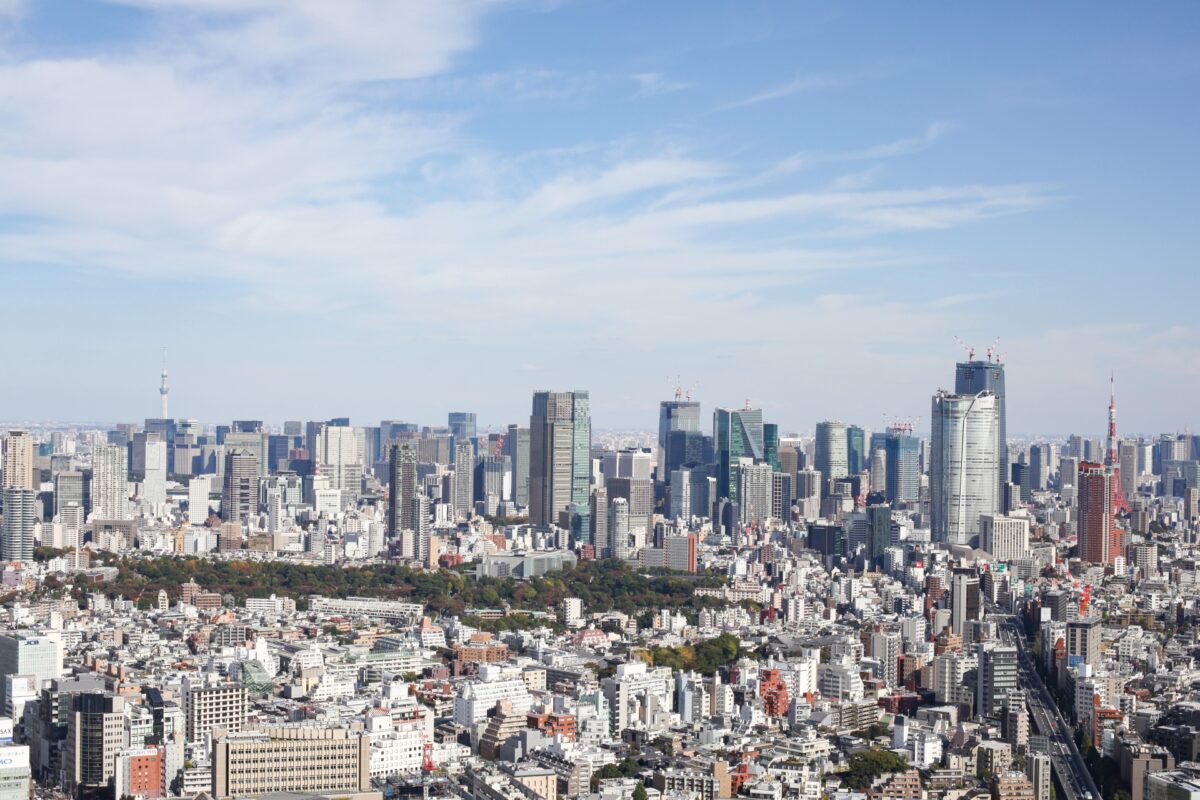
[159,349,169,419]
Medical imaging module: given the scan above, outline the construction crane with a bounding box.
[422,741,436,800]
[986,337,1002,364]
[953,335,975,361]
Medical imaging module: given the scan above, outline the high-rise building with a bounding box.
[448,412,476,447]
[955,359,1007,491]
[868,503,892,566]
[453,441,474,518]
[188,476,211,524]
[658,400,701,479]
[1066,618,1101,667]
[91,443,129,521]
[1078,462,1124,565]
[846,425,866,475]
[529,390,591,530]
[142,435,168,511]
[713,407,764,504]
[54,471,87,518]
[1118,439,1138,500]
[1,488,35,562]
[504,425,531,507]
[388,444,417,536]
[736,461,773,525]
[884,431,920,505]
[63,693,126,795]
[976,643,1019,718]
[930,391,1000,546]
[814,421,849,486]
[590,486,609,558]
[980,513,1030,562]
[950,571,981,636]
[0,632,60,712]
[2,431,34,490]
[222,450,258,522]
[318,426,362,507]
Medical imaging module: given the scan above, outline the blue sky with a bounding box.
[0,1,1197,435]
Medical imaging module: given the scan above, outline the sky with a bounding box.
[0,1,1197,436]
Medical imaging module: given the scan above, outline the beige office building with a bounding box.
[212,727,372,800]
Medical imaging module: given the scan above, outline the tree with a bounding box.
[842,749,908,791]
[632,785,648,800]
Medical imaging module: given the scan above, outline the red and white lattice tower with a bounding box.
[1106,375,1131,514]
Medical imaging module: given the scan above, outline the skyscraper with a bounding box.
[142,435,167,511]
[448,412,476,447]
[955,359,1007,491]
[529,390,591,529]
[388,444,417,536]
[0,487,35,561]
[846,425,866,475]
[814,421,849,484]
[318,426,362,507]
[1078,461,1124,565]
[453,440,474,519]
[222,449,258,522]
[930,391,1000,546]
[658,399,700,478]
[1,431,35,492]
[713,407,764,504]
[884,431,920,504]
[504,425,531,507]
[91,443,129,521]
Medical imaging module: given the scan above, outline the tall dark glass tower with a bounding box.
[955,360,1007,491]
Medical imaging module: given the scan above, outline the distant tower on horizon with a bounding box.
[1106,374,1131,514]
[159,349,169,419]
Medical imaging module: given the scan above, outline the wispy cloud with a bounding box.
[631,72,690,98]
[778,122,952,172]
[717,72,844,111]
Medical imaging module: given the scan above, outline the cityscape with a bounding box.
[1,4,1198,800]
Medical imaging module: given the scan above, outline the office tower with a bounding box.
[187,476,211,524]
[665,429,710,477]
[602,449,654,481]
[1011,462,1031,503]
[608,497,631,559]
[475,455,506,509]
[529,390,591,529]
[883,431,920,505]
[590,486,609,557]
[1078,462,1124,565]
[846,425,866,474]
[979,513,1029,562]
[54,471,87,518]
[713,407,764,504]
[1118,440,1138,500]
[318,426,362,507]
[1066,618,1101,667]
[955,358,1007,490]
[222,450,258,522]
[950,571,981,636]
[224,430,268,479]
[814,421,849,484]
[737,461,773,525]
[976,643,1019,718]
[0,487,34,561]
[142,435,167,510]
[410,494,431,559]
[0,633,61,713]
[658,399,701,478]
[388,444,417,536]
[504,425,531,506]
[771,471,792,521]
[868,503,892,566]
[930,391,1000,546]
[2,431,34,490]
[606,476,653,537]
[763,423,780,471]
[63,693,126,795]
[448,412,476,446]
[91,443,129,521]
[869,448,886,494]
[1028,443,1049,491]
[453,441,474,518]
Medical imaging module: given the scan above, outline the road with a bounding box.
[995,613,1101,800]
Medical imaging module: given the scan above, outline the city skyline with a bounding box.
[0,2,1197,432]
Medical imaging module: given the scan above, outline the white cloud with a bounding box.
[717,73,844,111]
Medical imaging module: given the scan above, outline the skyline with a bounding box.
[1,2,1198,431]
